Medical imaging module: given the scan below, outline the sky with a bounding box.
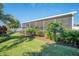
[0,3,79,25]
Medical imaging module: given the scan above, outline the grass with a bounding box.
[0,32,79,56]
[41,44,79,56]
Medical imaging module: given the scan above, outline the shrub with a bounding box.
[44,29,53,40]
[0,26,7,34]
[7,29,13,35]
[24,27,35,36]
[24,27,44,37]
[57,30,79,47]
[33,27,44,36]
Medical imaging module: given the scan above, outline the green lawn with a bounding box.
[0,33,79,56]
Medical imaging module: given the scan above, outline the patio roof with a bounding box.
[23,11,77,23]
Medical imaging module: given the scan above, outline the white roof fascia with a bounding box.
[23,11,77,23]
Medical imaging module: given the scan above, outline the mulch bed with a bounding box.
[35,36,55,44]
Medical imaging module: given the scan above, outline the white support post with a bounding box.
[42,20,44,32]
[72,16,74,30]
[71,11,77,29]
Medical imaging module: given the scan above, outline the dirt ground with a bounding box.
[35,36,55,44]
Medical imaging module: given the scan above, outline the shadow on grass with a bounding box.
[0,33,34,43]
[0,34,11,43]
[22,52,42,56]
[0,35,35,52]
[11,35,34,41]
[22,43,79,56]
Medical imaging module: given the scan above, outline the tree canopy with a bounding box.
[0,3,20,28]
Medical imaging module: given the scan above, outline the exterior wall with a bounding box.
[22,14,74,31]
[56,16,72,29]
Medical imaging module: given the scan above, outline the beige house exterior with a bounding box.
[22,12,76,31]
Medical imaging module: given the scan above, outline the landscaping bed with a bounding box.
[0,33,79,56]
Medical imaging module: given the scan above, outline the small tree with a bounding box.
[46,22,63,41]
[0,4,20,30]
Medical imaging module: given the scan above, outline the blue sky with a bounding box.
[0,3,79,25]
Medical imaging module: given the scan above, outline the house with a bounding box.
[22,11,76,31]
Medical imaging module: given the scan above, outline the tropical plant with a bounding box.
[46,21,63,41]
